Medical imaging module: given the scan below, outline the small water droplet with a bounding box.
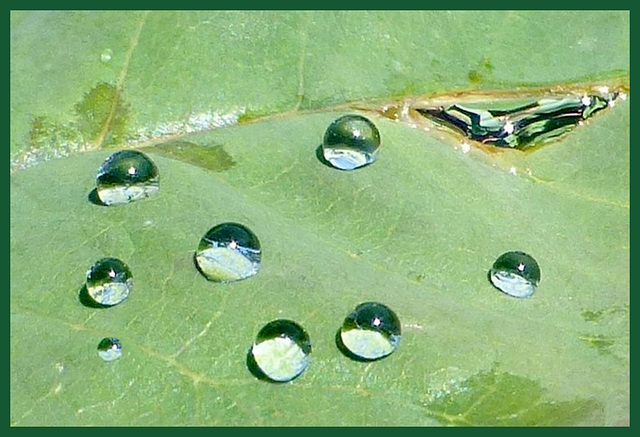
[97,337,122,362]
[194,223,261,282]
[96,150,159,206]
[338,302,401,361]
[248,319,311,383]
[85,258,133,306]
[489,251,540,298]
[322,114,381,170]
[100,49,113,63]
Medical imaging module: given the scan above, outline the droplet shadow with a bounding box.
[193,252,203,277]
[192,252,217,282]
[87,188,107,206]
[486,269,496,289]
[315,144,334,169]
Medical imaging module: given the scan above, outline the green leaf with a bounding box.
[10,11,629,426]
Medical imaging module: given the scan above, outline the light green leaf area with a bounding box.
[11,11,629,426]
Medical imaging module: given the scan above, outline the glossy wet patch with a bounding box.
[148,141,236,172]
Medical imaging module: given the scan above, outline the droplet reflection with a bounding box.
[95,150,159,206]
[489,251,541,298]
[321,114,381,170]
[338,302,401,361]
[97,337,122,362]
[85,257,133,307]
[247,319,311,383]
[194,223,261,282]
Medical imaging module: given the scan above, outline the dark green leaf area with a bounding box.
[75,82,130,145]
[423,369,604,426]
[24,82,130,162]
[147,140,236,172]
[579,305,628,359]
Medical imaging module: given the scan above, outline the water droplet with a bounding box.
[100,49,113,63]
[194,222,261,282]
[85,257,133,306]
[489,251,540,298]
[96,150,159,206]
[248,319,311,383]
[97,337,122,362]
[338,302,401,361]
[322,114,381,170]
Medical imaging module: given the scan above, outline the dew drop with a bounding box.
[322,114,381,170]
[97,337,122,362]
[338,302,401,361]
[489,251,541,298]
[194,222,261,282]
[248,319,311,383]
[96,150,159,206]
[100,49,113,63]
[85,257,133,306]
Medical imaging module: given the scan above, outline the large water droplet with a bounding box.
[194,222,261,282]
[248,319,311,383]
[96,150,159,206]
[85,257,133,306]
[97,337,122,362]
[338,302,401,361]
[322,114,381,170]
[489,251,540,298]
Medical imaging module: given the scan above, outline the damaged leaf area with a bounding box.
[376,81,629,152]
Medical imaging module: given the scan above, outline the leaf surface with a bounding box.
[10,11,629,426]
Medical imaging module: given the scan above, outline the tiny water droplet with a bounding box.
[489,251,540,298]
[97,337,122,362]
[322,114,381,170]
[248,319,311,383]
[194,223,261,282]
[85,257,132,306]
[100,49,113,63]
[96,150,159,206]
[338,302,401,361]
